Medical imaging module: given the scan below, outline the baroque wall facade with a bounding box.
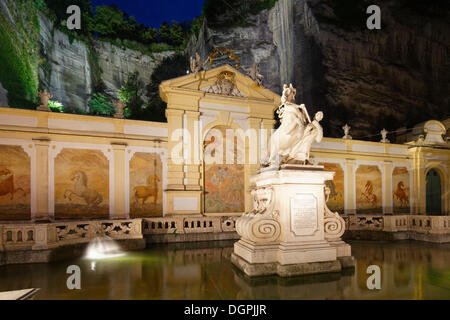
[0,66,448,222]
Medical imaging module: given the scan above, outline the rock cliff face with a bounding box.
[38,13,176,111]
[93,41,175,101]
[38,14,93,112]
[188,0,450,138]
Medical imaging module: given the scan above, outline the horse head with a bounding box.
[397,181,405,189]
[71,171,88,186]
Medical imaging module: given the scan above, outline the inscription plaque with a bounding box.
[290,195,318,236]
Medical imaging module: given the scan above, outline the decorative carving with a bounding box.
[266,84,323,167]
[190,52,206,77]
[250,187,274,214]
[236,186,280,243]
[37,89,52,112]
[323,186,345,240]
[342,124,352,140]
[244,63,264,86]
[208,47,241,69]
[380,128,390,143]
[202,71,245,97]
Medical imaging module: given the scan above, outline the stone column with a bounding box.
[33,138,51,222]
[166,109,185,190]
[411,148,426,214]
[346,159,357,215]
[185,111,201,191]
[383,161,393,214]
[112,142,127,219]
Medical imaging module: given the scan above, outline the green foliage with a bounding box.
[190,15,205,38]
[48,100,63,112]
[159,21,186,47]
[203,0,278,28]
[88,93,115,116]
[0,0,41,109]
[144,53,189,122]
[118,72,145,119]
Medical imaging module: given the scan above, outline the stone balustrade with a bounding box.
[343,215,450,242]
[142,216,237,235]
[0,219,143,252]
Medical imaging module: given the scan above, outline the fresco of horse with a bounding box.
[356,165,382,213]
[0,145,31,220]
[0,168,25,200]
[134,174,160,206]
[64,171,103,208]
[393,181,409,207]
[319,162,345,212]
[392,167,410,213]
[129,152,163,218]
[54,148,109,219]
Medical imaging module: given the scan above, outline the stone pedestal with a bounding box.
[36,105,50,112]
[232,167,354,277]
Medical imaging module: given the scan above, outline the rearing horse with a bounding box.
[64,171,103,207]
[393,181,409,207]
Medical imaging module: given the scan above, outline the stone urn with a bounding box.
[36,89,52,112]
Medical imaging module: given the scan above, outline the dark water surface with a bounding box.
[0,240,449,300]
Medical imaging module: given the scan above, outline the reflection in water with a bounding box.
[0,240,449,300]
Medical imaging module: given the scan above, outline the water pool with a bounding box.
[0,240,449,300]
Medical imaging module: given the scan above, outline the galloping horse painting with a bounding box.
[356,165,382,213]
[319,162,345,212]
[392,167,410,213]
[0,145,31,220]
[55,149,109,219]
[129,152,163,217]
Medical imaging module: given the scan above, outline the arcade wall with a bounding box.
[0,107,448,222]
[0,107,168,221]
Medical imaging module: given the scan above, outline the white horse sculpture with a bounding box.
[64,171,103,207]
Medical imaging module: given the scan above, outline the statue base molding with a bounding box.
[232,167,354,277]
[36,105,50,112]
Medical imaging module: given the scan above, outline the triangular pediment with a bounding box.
[159,64,280,105]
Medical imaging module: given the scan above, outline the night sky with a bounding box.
[90,0,206,28]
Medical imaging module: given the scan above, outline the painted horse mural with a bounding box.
[0,168,25,200]
[325,180,341,201]
[393,181,409,207]
[64,171,103,207]
[360,180,378,207]
[134,174,160,206]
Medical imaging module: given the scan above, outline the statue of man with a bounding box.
[288,111,324,164]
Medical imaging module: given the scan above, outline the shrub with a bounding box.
[88,93,115,116]
[48,100,63,112]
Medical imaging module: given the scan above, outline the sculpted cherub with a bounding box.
[245,63,264,86]
[190,52,205,78]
